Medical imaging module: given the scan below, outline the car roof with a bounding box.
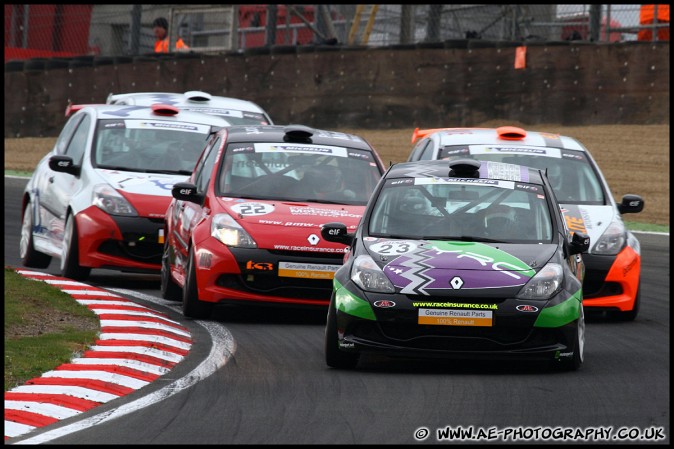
[70,103,231,127]
[387,159,547,185]
[106,90,271,117]
[218,124,376,151]
[412,126,587,152]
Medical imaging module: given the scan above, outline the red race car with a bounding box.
[162,124,386,318]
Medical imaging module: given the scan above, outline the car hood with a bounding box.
[560,203,617,250]
[98,169,189,218]
[364,239,558,294]
[217,197,365,252]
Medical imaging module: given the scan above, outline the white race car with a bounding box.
[20,103,230,280]
[106,90,273,126]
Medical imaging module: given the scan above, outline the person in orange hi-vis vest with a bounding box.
[153,17,189,53]
[638,5,670,41]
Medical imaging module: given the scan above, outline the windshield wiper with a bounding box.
[97,165,144,172]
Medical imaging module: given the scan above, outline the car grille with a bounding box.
[583,279,622,298]
[352,321,560,352]
[216,273,332,301]
[98,239,162,264]
[99,216,164,264]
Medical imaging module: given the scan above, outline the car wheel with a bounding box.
[20,202,52,268]
[160,238,182,301]
[615,282,640,322]
[325,297,359,369]
[557,304,585,371]
[61,213,91,281]
[182,246,213,319]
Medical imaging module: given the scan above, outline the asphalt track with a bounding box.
[4,175,670,444]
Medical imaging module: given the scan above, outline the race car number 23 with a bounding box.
[369,241,418,255]
[230,202,275,216]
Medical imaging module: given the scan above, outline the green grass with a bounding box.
[4,268,100,391]
[625,221,669,234]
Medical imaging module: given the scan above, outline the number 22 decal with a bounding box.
[230,202,275,216]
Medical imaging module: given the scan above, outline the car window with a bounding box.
[194,137,221,193]
[440,146,605,204]
[369,178,553,243]
[408,139,427,161]
[218,142,382,205]
[63,114,91,164]
[94,119,213,173]
[54,113,86,156]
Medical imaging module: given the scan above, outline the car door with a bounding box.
[37,112,92,251]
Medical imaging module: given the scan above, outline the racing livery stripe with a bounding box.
[534,289,582,328]
[541,133,563,148]
[334,279,376,320]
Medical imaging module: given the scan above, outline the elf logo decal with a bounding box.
[373,300,396,308]
[516,305,539,312]
[246,261,273,271]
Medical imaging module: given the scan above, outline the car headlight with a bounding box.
[92,184,137,216]
[592,219,626,255]
[351,255,395,293]
[211,214,257,248]
[517,263,563,300]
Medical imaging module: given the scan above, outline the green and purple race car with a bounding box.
[321,158,590,371]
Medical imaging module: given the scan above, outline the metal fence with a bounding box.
[4,4,671,62]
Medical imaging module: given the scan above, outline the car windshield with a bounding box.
[439,145,605,204]
[217,142,382,205]
[93,119,213,173]
[368,177,554,243]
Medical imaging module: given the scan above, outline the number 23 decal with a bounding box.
[230,202,275,216]
[369,241,418,255]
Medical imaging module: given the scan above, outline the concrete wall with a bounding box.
[4,41,669,138]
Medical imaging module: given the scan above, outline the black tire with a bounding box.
[615,283,640,322]
[19,202,52,268]
[61,214,91,281]
[325,297,360,369]
[556,304,585,371]
[160,238,182,301]
[182,247,213,319]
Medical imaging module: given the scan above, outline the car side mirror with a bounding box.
[48,155,81,177]
[321,222,354,246]
[569,231,590,255]
[617,194,644,214]
[172,182,204,204]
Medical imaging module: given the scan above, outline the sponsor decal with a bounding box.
[373,300,396,308]
[289,206,360,219]
[516,304,539,312]
[562,205,587,234]
[468,144,562,160]
[418,308,493,327]
[246,261,273,271]
[254,142,348,157]
[278,261,341,279]
[412,302,498,309]
[307,234,320,245]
